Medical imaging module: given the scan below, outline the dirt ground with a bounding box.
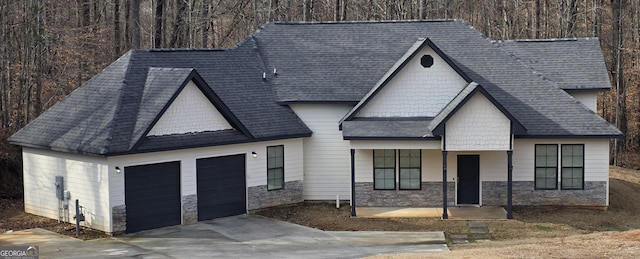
[0,198,109,240]
[256,166,640,258]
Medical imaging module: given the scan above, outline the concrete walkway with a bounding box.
[356,206,507,220]
[0,215,448,259]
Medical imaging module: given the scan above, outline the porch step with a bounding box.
[448,221,491,244]
[468,221,491,240]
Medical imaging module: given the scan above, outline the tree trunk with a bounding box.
[131,0,140,49]
[124,0,130,49]
[611,0,626,166]
[113,0,121,54]
[81,0,90,27]
[155,0,164,48]
[169,0,188,48]
[535,0,540,38]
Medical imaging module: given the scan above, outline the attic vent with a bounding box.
[421,55,434,68]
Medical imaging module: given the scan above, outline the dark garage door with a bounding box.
[125,161,181,233]
[196,154,246,221]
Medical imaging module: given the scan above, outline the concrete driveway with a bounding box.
[0,215,448,258]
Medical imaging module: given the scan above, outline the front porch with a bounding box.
[356,206,508,220]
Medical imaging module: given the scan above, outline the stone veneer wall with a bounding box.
[248,180,303,210]
[355,182,455,207]
[182,194,197,224]
[111,205,126,235]
[482,181,607,206]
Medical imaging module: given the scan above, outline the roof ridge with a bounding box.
[102,50,135,154]
[496,37,600,43]
[272,19,458,25]
[106,50,148,154]
[147,48,229,52]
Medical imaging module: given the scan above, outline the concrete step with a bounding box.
[327,231,447,245]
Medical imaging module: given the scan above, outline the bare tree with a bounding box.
[131,0,140,49]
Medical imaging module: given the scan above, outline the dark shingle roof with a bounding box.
[497,38,611,90]
[10,20,621,154]
[9,40,311,155]
[254,20,618,137]
[342,119,434,140]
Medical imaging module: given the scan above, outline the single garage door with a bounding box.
[124,161,181,233]
[196,154,246,221]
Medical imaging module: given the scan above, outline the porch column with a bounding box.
[350,149,356,217]
[442,151,448,219]
[507,150,513,219]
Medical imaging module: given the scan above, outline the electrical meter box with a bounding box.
[55,176,64,200]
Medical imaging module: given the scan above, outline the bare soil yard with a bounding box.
[256,166,640,258]
[0,198,109,240]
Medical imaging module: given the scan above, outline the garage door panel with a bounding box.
[196,154,246,221]
[125,161,181,233]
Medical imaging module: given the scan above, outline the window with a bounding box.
[535,144,558,190]
[399,149,421,190]
[561,144,584,190]
[267,145,284,190]
[373,149,395,190]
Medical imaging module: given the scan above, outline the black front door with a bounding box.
[457,155,480,205]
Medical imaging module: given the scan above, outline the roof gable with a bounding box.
[430,82,526,136]
[128,68,252,152]
[146,79,234,136]
[341,38,471,122]
[9,43,312,155]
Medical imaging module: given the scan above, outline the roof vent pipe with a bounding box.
[273,68,277,76]
[262,72,266,80]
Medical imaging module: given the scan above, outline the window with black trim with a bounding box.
[535,144,558,190]
[267,145,284,190]
[561,144,584,190]
[399,149,421,190]
[373,149,395,190]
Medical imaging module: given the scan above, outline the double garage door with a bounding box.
[124,154,246,233]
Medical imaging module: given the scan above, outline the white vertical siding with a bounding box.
[22,148,111,232]
[356,46,468,117]
[512,139,610,182]
[147,81,232,136]
[568,91,598,113]
[289,104,353,200]
[445,93,511,151]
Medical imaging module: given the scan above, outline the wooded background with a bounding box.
[1,0,639,197]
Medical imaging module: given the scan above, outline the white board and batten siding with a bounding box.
[22,147,111,232]
[356,45,468,118]
[108,138,304,211]
[147,80,233,136]
[445,93,511,151]
[289,104,353,200]
[568,91,598,113]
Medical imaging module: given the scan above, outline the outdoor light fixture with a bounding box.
[252,152,258,158]
[115,166,121,174]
